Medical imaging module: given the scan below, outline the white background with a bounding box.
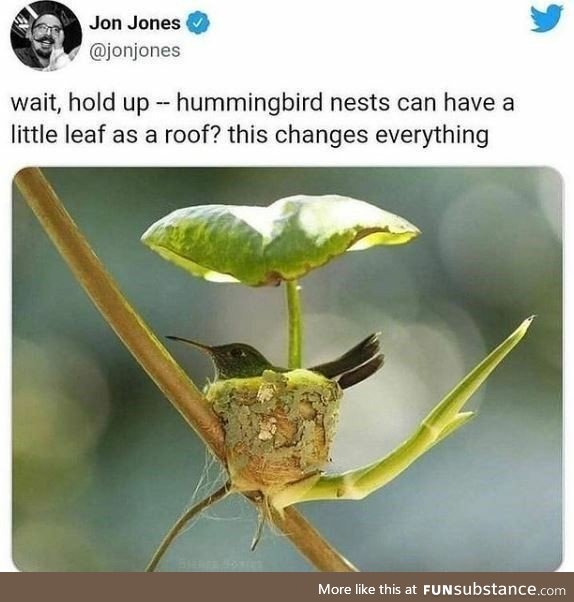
[1,0,571,572]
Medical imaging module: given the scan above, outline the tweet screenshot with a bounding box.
[1,0,571,598]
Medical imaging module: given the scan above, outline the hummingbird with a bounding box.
[161,332,383,554]
[166,332,384,389]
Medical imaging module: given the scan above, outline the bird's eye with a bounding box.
[231,348,245,358]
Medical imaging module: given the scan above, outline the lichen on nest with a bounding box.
[205,369,342,497]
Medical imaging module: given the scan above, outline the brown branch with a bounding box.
[14,167,357,573]
[146,481,233,572]
[14,167,226,461]
[275,508,358,571]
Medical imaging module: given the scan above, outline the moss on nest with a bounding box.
[205,369,341,496]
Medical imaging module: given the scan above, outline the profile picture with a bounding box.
[11,1,81,71]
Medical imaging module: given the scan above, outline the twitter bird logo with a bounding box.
[531,5,563,32]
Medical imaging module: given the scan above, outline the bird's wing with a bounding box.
[531,7,546,24]
[310,332,381,379]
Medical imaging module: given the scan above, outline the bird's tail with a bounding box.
[310,332,384,389]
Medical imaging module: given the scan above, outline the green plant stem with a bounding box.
[286,279,303,369]
[15,167,356,573]
[290,316,534,505]
[146,482,232,572]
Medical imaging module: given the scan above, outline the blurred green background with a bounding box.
[12,167,562,572]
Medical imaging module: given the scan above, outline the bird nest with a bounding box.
[206,369,341,496]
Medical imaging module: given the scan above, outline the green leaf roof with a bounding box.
[141,195,420,286]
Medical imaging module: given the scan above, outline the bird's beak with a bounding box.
[166,335,213,354]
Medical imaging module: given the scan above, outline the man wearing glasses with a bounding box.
[15,11,79,71]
